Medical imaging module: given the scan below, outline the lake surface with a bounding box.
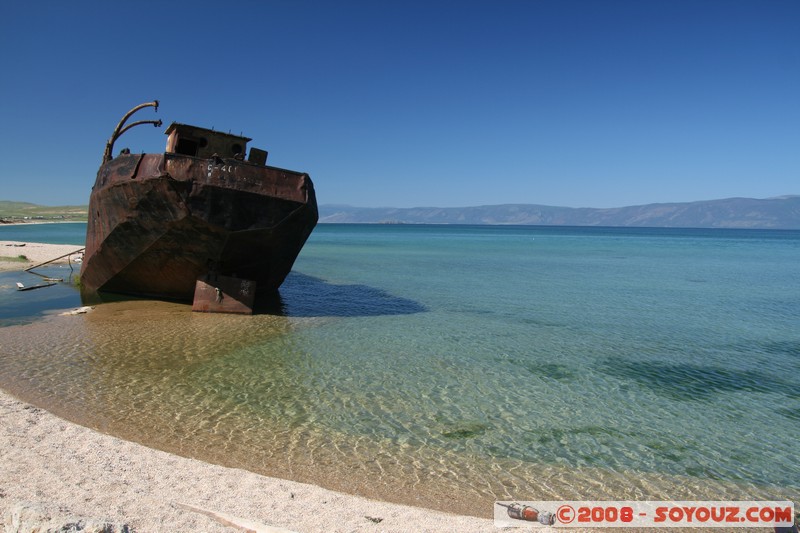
[1,222,798,516]
[0,221,87,244]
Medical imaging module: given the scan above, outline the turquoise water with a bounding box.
[0,221,87,244]
[1,223,798,513]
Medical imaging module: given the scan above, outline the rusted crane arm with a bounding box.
[102,100,160,163]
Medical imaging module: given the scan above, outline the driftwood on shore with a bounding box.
[24,247,84,273]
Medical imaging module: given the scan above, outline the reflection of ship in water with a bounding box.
[80,101,318,311]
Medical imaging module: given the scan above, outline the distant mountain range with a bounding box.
[3,197,799,229]
[319,196,800,229]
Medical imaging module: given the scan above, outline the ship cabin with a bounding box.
[164,123,268,166]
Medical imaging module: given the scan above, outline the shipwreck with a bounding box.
[80,101,318,313]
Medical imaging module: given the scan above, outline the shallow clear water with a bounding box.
[1,223,798,515]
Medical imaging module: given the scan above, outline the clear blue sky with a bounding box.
[1,0,797,208]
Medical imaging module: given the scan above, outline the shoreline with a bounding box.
[0,219,86,226]
[5,388,764,533]
[0,387,496,532]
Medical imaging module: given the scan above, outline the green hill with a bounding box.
[0,201,88,222]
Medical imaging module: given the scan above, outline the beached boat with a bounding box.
[80,101,318,311]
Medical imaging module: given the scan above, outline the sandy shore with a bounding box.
[0,388,501,532]
[0,240,84,273]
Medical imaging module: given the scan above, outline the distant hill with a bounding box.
[0,201,88,223]
[319,196,800,229]
[3,197,800,229]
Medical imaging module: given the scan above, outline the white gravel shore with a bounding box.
[0,241,84,273]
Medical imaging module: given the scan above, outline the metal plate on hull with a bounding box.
[192,275,256,314]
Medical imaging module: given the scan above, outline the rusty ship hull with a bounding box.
[81,151,318,302]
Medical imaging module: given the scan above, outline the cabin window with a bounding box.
[232,143,243,156]
[175,138,199,156]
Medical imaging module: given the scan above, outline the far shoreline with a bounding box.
[0,219,87,226]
